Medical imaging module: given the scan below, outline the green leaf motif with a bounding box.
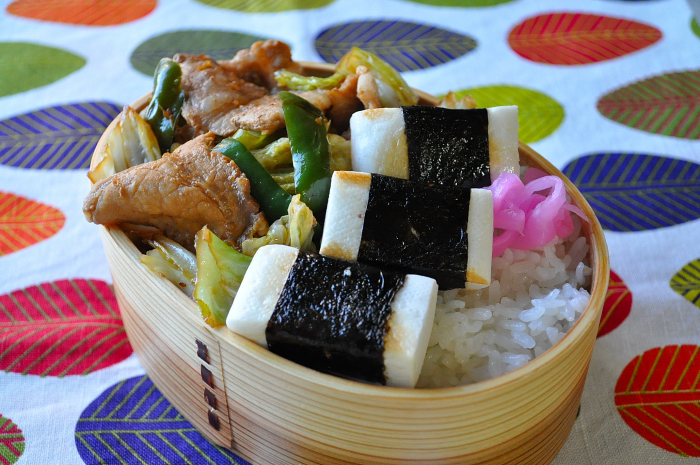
[450,85,564,143]
[0,42,85,97]
[403,0,515,5]
[597,70,700,139]
[131,30,267,77]
[193,0,334,13]
[670,259,700,308]
[692,18,700,39]
[0,415,25,465]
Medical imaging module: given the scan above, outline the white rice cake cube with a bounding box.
[226,244,299,348]
[487,105,519,181]
[466,188,493,290]
[384,274,438,388]
[319,171,371,261]
[350,108,409,179]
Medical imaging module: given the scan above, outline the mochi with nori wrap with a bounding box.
[320,171,493,290]
[350,105,519,188]
[226,244,438,388]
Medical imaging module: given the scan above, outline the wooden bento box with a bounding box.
[91,63,609,465]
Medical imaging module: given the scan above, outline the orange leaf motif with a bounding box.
[615,345,700,457]
[598,269,632,337]
[6,0,156,26]
[508,12,662,65]
[0,191,64,256]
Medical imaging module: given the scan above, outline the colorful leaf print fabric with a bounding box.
[0,279,132,376]
[6,0,156,26]
[0,102,121,170]
[508,13,662,65]
[0,192,65,256]
[131,30,267,76]
[615,345,700,457]
[597,70,700,139]
[670,259,700,308]
[315,20,477,71]
[561,153,700,231]
[192,0,334,13]
[0,1,698,464]
[0,415,24,465]
[0,43,85,97]
[403,0,515,5]
[449,86,564,142]
[598,270,632,337]
[75,376,247,465]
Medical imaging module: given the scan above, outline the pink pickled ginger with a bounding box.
[486,169,587,257]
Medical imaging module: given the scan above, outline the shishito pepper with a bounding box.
[214,138,292,222]
[143,58,185,152]
[279,91,331,216]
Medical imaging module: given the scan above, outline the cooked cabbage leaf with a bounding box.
[140,234,196,298]
[336,47,418,107]
[194,226,252,327]
[241,194,317,256]
[88,106,161,183]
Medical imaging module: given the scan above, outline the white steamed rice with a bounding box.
[417,216,591,388]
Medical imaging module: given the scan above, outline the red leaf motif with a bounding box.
[0,191,65,256]
[6,0,156,26]
[0,279,133,376]
[615,345,700,457]
[598,269,632,337]
[508,13,662,65]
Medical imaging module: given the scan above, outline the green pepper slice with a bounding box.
[274,69,347,91]
[214,138,292,223]
[279,91,331,216]
[144,58,185,152]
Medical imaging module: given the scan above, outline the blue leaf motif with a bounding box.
[75,376,249,465]
[314,20,477,71]
[0,102,121,170]
[562,153,700,232]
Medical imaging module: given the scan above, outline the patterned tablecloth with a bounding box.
[1,0,699,464]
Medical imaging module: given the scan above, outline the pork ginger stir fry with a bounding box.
[177,40,363,138]
[84,133,268,253]
[84,40,421,326]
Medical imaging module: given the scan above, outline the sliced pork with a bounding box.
[227,39,304,89]
[175,54,268,136]
[83,133,268,251]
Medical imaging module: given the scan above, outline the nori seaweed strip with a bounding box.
[402,106,490,189]
[266,251,405,384]
[358,174,471,290]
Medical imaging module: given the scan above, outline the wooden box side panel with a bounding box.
[100,226,234,448]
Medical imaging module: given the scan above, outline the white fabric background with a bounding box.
[1,0,699,463]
